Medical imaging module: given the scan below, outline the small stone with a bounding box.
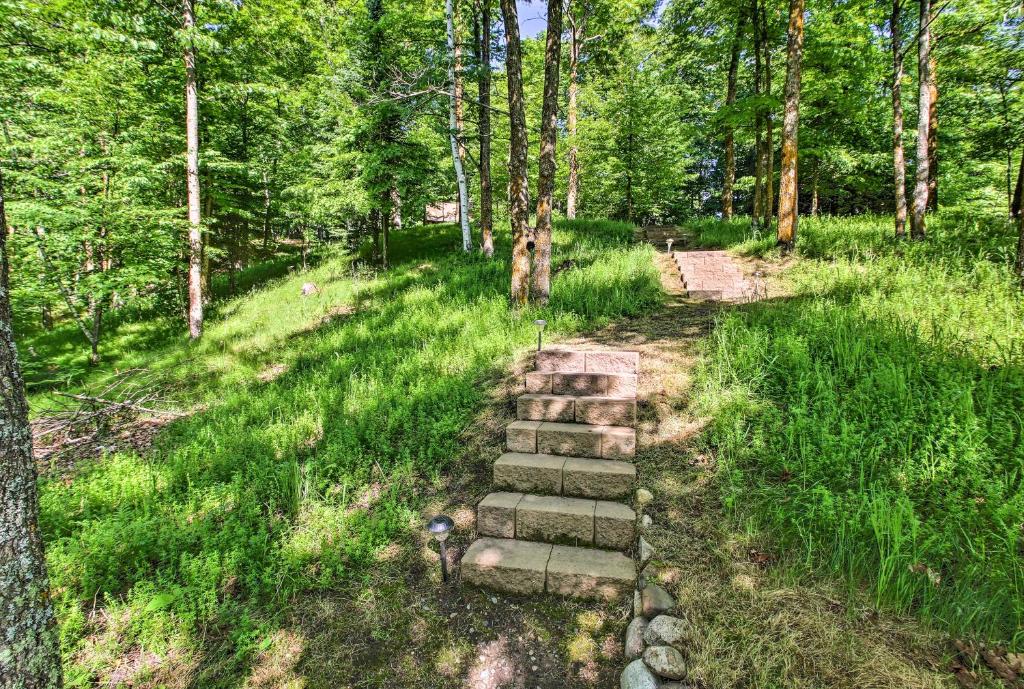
[624,617,648,660]
[641,583,675,617]
[643,645,686,680]
[644,615,690,650]
[641,514,653,528]
[620,658,659,689]
[633,589,643,617]
[638,537,655,570]
[532,665,538,671]
[490,596,497,603]
[635,488,653,507]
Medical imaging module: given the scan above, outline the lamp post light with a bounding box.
[533,319,547,352]
[666,238,674,254]
[427,515,455,583]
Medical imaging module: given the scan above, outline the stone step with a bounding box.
[476,492,635,550]
[525,371,637,397]
[516,394,637,427]
[536,349,639,374]
[493,452,636,499]
[506,420,635,459]
[462,537,635,600]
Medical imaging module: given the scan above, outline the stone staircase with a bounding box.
[673,250,754,301]
[462,348,640,600]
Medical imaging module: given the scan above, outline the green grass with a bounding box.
[689,212,1024,646]
[25,219,660,687]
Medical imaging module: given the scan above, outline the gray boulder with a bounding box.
[620,659,659,689]
[643,645,686,680]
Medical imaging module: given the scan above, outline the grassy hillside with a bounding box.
[25,220,661,686]
[690,213,1024,646]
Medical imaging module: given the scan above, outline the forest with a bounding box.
[2,0,1023,687]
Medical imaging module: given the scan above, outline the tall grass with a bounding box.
[692,212,1024,645]
[26,219,660,686]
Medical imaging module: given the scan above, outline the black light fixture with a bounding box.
[427,515,455,583]
[534,319,547,352]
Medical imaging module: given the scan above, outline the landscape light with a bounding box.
[534,319,547,352]
[427,515,455,583]
[666,238,674,254]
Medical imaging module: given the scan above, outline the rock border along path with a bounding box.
[462,348,641,600]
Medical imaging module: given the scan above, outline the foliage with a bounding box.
[692,212,1024,644]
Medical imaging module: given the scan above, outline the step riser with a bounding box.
[477,493,635,550]
[462,538,634,600]
[507,421,635,459]
[493,453,636,500]
[516,395,637,427]
[536,349,639,374]
[525,372,638,397]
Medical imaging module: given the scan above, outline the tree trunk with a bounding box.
[33,227,96,356]
[1,168,64,689]
[566,7,583,220]
[927,49,938,212]
[1017,202,1024,287]
[910,0,931,240]
[454,3,470,226]
[501,0,530,305]
[762,0,774,230]
[530,0,562,305]
[810,160,819,216]
[776,0,805,253]
[476,0,494,256]
[381,194,390,269]
[183,0,203,339]
[721,7,743,221]
[892,0,908,238]
[389,184,402,230]
[1012,147,1023,219]
[262,167,273,250]
[751,0,763,232]
[446,0,473,252]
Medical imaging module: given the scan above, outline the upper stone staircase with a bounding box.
[462,348,640,600]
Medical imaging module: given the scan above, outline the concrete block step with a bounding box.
[516,394,637,427]
[493,452,636,499]
[525,371,637,397]
[462,537,635,600]
[476,492,635,550]
[506,420,635,459]
[536,349,639,374]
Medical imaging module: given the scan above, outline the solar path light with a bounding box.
[427,515,455,583]
[534,319,547,352]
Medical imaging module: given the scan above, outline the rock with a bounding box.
[644,615,690,650]
[635,488,654,507]
[641,514,653,529]
[643,645,686,680]
[641,583,675,617]
[620,659,659,689]
[624,617,648,660]
[638,537,655,570]
[633,589,643,618]
[300,282,319,296]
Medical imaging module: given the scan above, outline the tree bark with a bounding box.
[475,0,494,256]
[1013,147,1023,219]
[721,6,744,221]
[892,0,908,238]
[927,49,938,212]
[566,7,583,220]
[762,0,774,230]
[447,0,473,252]
[810,159,819,216]
[501,0,530,305]
[389,184,402,230]
[454,2,470,226]
[1,168,64,689]
[183,0,203,339]
[910,0,931,240]
[530,0,562,305]
[776,0,805,252]
[1017,200,1024,288]
[751,0,763,232]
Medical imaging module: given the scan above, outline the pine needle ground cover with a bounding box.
[691,213,1024,646]
[25,220,660,686]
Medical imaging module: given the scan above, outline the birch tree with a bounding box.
[446,0,472,252]
[183,0,203,339]
[910,0,931,239]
